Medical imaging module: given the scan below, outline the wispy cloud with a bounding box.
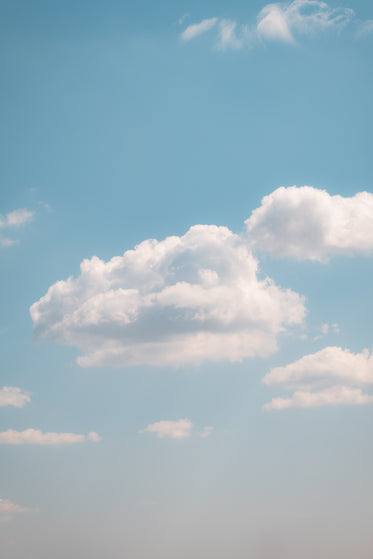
[180,1,355,50]
[180,17,218,42]
[0,498,38,523]
[263,346,373,410]
[0,429,102,445]
[355,19,373,38]
[0,207,34,247]
[0,386,31,408]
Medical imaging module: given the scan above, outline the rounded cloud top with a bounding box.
[30,224,305,368]
[246,186,373,261]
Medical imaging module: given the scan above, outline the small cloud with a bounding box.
[178,13,190,26]
[0,498,38,523]
[87,431,102,442]
[0,207,34,248]
[0,429,102,445]
[263,346,373,410]
[199,426,214,438]
[0,387,31,408]
[180,17,218,42]
[0,209,34,229]
[140,419,193,439]
[355,19,373,38]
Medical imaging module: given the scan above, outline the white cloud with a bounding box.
[199,426,214,438]
[264,386,373,410]
[140,419,193,439]
[0,498,38,523]
[0,429,101,445]
[257,1,354,44]
[216,20,248,50]
[263,346,373,410]
[246,186,373,262]
[0,387,31,408]
[0,207,34,248]
[140,419,213,439]
[180,18,218,41]
[180,2,354,50]
[30,224,305,368]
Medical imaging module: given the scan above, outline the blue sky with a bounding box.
[1,1,373,557]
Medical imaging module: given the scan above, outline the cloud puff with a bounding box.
[140,419,214,439]
[0,429,101,445]
[140,419,194,439]
[263,346,373,410]
[30,224,305,368]
[199,425,214,438]
[257,0,354,44]
[180,17,218,41]
[180,1,354,50]
[355,19,373,38]
[0,387,31,408]
[246,186,373,262]
[0,498,38,523]
[0,207,34,247]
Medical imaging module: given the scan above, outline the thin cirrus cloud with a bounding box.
[180,17,218,41]
[0,498,38,523]
[0,207,34,247]
[245,186,373,262]
[139,419,214,439]
[0,386,31,408]
[180,0,355,50]
[0,429,102,445]
[263,346,373,410]
[30,223,305,368]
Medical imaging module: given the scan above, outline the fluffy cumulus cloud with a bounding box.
[0,498,37,523]
[180,1,354,50]
[246,186,373,261]
[263,346,373,410]
[30,225,305,368]
[0,386,31,408]
[0,429,101,445]
[140,419,213,439]
[0,207,34,247]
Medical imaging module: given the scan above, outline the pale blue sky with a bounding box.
[1,1,373,557]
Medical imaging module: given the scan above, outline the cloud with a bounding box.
[257,0,354,44]
[180,17,218,41]
[0,207,34,248]
[246,186,373,262]
[199,425,214,438]
[30,224,305,368]
[216,20,249,50]
[264,386,373,410]
[355,19,373,38]
[0,498,38,523]
[140,419,194,439]
[0,387,31,408]
[263,346,373,410]
[180,1,354,50]
[140,419,214,439]
[0,429,101,445]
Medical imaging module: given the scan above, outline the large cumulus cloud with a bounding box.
[30,224,305,368]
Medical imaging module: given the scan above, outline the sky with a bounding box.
[1,0,373,557]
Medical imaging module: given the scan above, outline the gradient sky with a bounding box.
[1,1,373,558]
